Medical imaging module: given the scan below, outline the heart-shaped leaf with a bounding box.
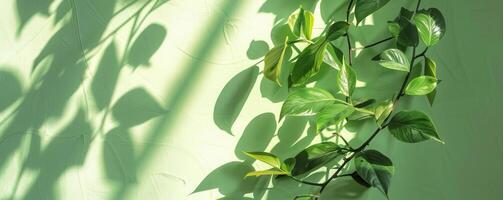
[415,8,446,46]
[316,104,355,132]
[355,0,392,25]
[377,49,410,72]
[405,76,437,96]
[354,150,394,197]
[280,87,346,119]
[336,58,357,97]
[290,40,328,86]
[388,110,444,143]
[264,37,289,86]
[414,14,440,46]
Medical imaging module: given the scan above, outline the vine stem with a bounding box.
[290,176,324,186]
[345,0,355,66]
[318,0,426,193]
[352,36,394,51]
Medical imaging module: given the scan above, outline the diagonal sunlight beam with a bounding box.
[110,0,245,199]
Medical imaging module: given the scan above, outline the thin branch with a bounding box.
[414,47,428,59]
[353,36,394,51]
[290,176,324,187]
[333,132,354,150]
[345,0,355,66]
[336,173,353,178]
[416,0,422,12]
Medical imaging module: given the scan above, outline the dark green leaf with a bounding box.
[355,0,391,24]
[292,142,345,176]
[377,49,410,72]
[264,37,289,86]
[388,110,444,143]
[326,21,350,41]
[354,150,394,197]
[424,57,437,105]
[405,76,437,95]
[288,10,302,38]
[336,59,357,97]
[280,87,346,119]
[397,17,419,47]
[316,104,355,132]
[290,40,328,86]
[354,98,376,108]
[351,172,372,188]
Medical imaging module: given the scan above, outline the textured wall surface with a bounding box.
[0,0,502,199]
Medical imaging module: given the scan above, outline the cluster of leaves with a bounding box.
[245,0,447,199]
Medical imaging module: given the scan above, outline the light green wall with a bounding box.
[0,0,502,199]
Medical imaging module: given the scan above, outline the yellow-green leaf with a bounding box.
[264,37,289,86]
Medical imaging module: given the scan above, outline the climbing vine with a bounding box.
[244,0,446,199]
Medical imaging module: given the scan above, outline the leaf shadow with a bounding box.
[213,66,259,135]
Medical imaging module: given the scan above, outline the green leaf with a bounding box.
[388,110,444,143]
[280,87,346,119]
[245,169,289,177]
[336,59,357,97]
[355,0,391,25]
[377,49,410,72]
[302,10,315,40]
[374,100,393,127]
[387,22,400,37]
[397,17,419,47]
[316,104,355,132]
[323,43,344,70]
[414,14,441,46]
[292,142,345,176]
[388,8,418,47]
[244,152,283,169]
[351,172,372,188]
[429,8,446,37]
[290,40,328,87]
[354,150,394,197]
[288,11,301,37]
[405,76,437,96]
[326,21,350,41]
[264,37,289,86]
[282,158,296,172]
[288,8,315,40]
[424,57,437,105]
